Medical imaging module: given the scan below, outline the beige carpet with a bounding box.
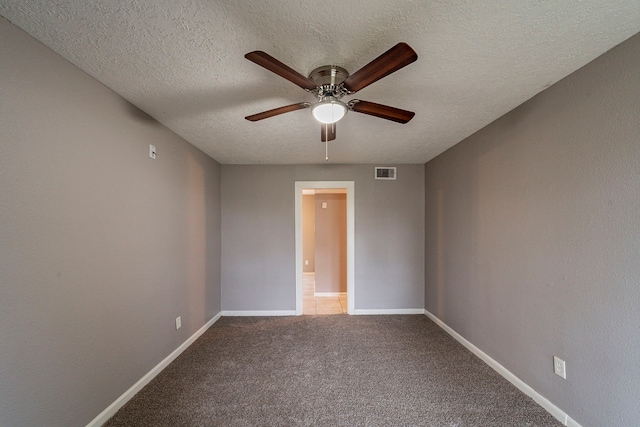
[104,315,562,426]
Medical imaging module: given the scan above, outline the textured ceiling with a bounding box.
[1,1,639,164]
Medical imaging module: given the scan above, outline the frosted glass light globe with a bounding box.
[312,99,347,124]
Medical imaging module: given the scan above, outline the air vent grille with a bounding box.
[375,167,397,180]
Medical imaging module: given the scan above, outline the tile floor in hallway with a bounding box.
[303,273,347,315]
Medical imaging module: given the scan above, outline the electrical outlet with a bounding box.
[554,356,566,379]
[149,144,156,159]
[175,316,181,330]
[305,260,309,265]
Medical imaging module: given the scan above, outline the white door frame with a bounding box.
[295,181,355,315]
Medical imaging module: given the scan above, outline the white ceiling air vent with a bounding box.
[375,167,397,180]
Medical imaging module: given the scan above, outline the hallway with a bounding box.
[302,273,347,315]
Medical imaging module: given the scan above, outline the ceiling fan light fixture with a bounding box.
[312,98,347,124]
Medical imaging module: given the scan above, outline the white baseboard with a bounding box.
[314,292,346,297]
[566,417,582,427]
[424,310,581,427]
[86,312,222,427]
[221,310,297,316]
[354,308,425,315]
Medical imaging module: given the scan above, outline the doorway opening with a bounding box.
[295,181,355,315]
[302,189,347,315]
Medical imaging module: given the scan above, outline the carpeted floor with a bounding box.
[104,315,563,426]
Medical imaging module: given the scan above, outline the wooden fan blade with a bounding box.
[245,51,317,91]
[245,103,309,121]
[321,123,336,142]
[350,100,415,123]
[342,43,417,93]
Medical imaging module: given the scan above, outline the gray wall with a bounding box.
[222,164,424,311]
[0,18,221,427]
[424,33,640,426]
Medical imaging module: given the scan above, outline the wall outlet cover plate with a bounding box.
[554,356,566,379]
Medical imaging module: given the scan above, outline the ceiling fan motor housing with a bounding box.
[309,65,349,86]
[309,65,351,100]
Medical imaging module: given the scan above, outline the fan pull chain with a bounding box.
[325,139,329,162]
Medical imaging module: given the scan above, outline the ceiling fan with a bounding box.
[244,43,418,143]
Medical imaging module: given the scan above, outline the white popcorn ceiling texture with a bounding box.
[1,1,639,164]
